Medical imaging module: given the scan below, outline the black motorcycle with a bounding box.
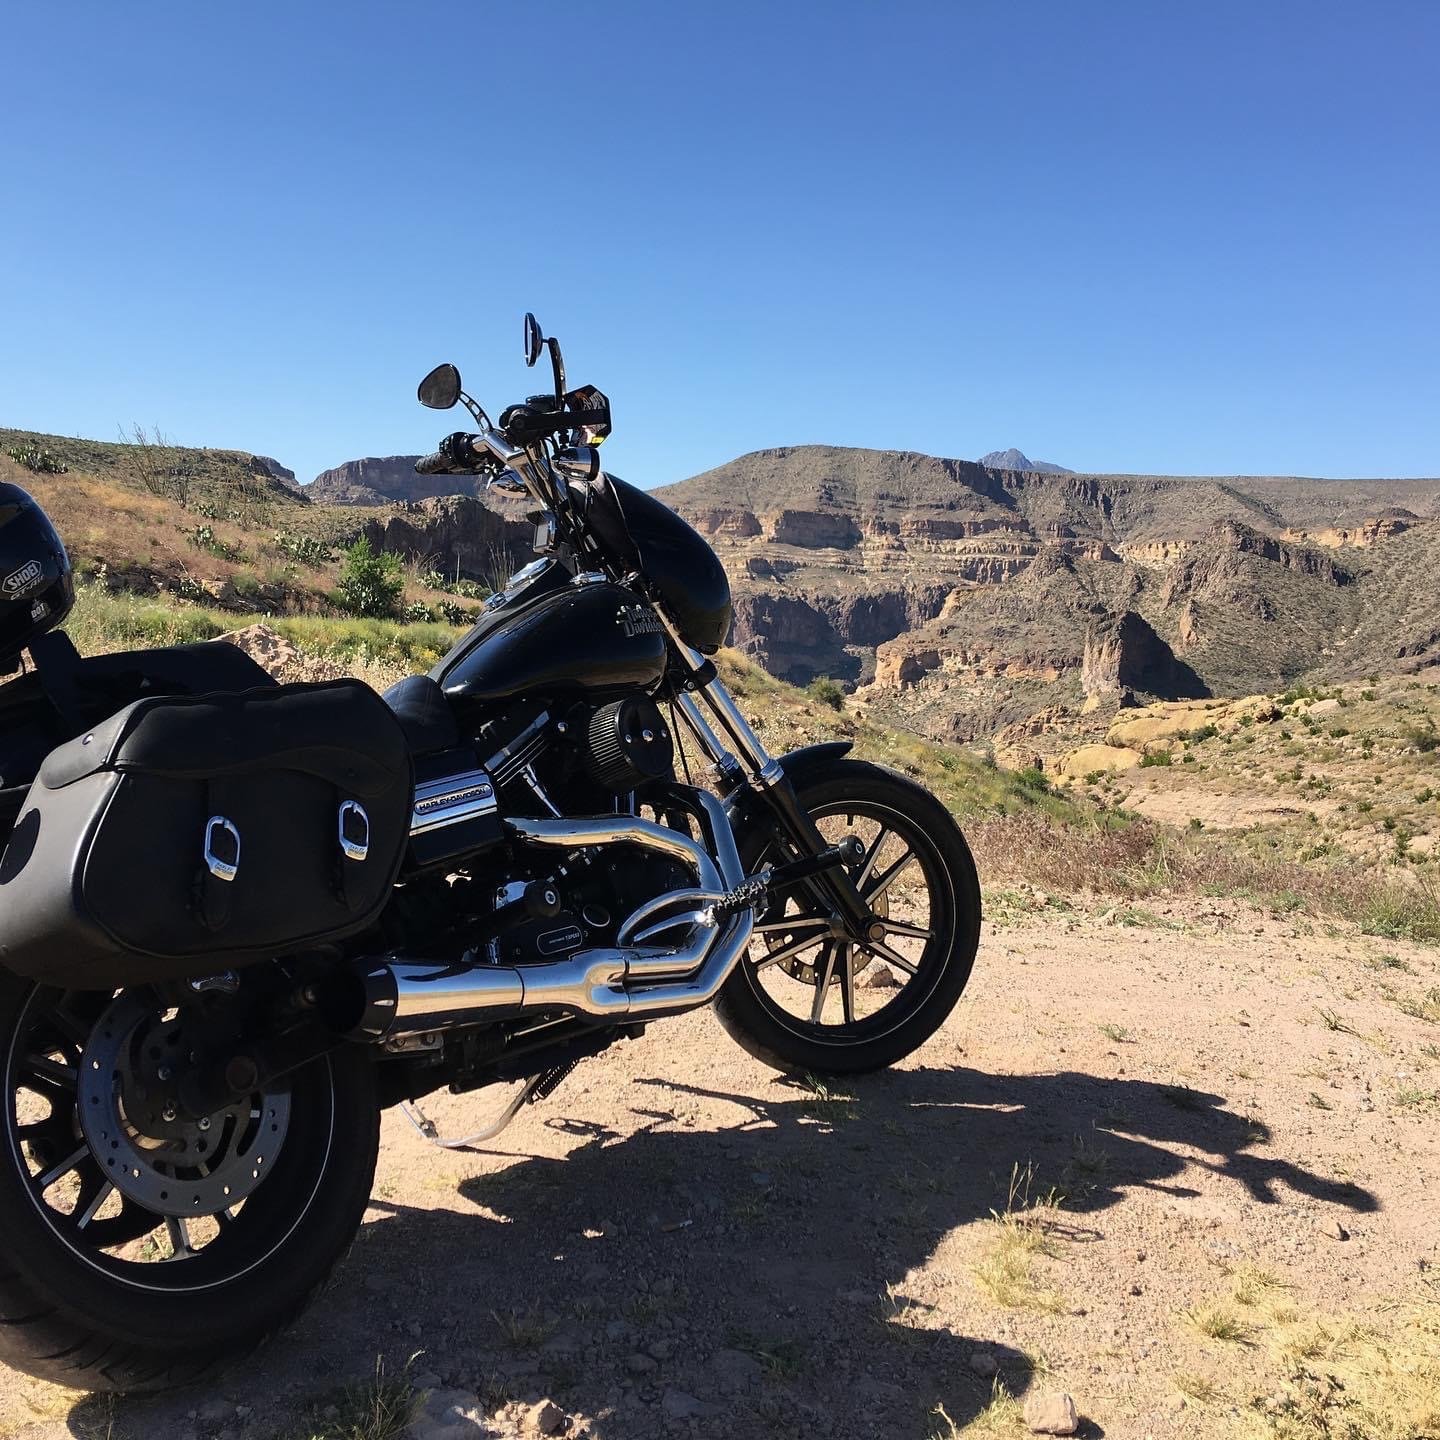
[0,315,980,1391]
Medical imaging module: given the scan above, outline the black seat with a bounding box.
[381,674,460,756]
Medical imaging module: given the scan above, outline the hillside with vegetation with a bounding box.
[0,427,1437,1440]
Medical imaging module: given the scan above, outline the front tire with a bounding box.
[715,759,981,1075]
[0,973,379,1392]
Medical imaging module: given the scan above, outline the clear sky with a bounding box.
[3,2,1436,487]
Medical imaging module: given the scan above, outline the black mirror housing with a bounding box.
[417,364,462,410]
[524,313,545,367]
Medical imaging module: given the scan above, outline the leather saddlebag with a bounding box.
[0,680,412,986]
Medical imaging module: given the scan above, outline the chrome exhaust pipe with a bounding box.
[347,787,755,1040]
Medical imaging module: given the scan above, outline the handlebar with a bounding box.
[414,426,527,477]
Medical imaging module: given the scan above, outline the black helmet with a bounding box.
[0,484,74,667]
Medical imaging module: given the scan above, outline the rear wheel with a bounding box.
[715,759,981,1074]
[0,973,378,1392]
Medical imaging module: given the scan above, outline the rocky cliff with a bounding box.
[307,456,489,506]
[655,445,1440,741]
[359,495,535,579]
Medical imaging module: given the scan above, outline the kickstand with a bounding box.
[400,1061,576,1151]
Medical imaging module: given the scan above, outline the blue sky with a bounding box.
[3,2,1436,486]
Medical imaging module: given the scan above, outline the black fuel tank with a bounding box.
[432,577,667,713]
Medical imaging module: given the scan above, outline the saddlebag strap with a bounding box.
[195,779,241,932]
[29,630,87,734]
[333,791,371,912]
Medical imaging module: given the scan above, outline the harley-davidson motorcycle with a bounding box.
[0,316,979,1391]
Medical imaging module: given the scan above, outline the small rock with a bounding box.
[405,1386,487,1439]
[1323,1219,1350,1241]
[661,1389,722,1420]
[1022,1389,1080,1435]
[864,964,901,990]
[969,1350,1000,1377]
[410,1372,443,1393]
[604,1319,633,1342]
[198,1400,232,1423]
[525,1399,569,1435]
[710,1346,762,1391]
[625,1352,657,1375]
[1129,1283,1143,1296]
[646,1338,672,1361]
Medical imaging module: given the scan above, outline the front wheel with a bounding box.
[715,759,981,1075]
[0,974,379,1391]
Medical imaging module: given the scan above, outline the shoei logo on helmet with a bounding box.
[3,560,44,597]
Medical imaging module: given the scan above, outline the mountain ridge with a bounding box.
[977,447,1073,474]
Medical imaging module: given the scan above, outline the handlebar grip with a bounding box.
[415,433,495,476]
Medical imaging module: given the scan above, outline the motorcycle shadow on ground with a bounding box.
[67,1064,1376,1440]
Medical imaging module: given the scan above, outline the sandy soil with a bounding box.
[3,899,1437,1440]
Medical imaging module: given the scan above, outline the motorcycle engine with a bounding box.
[443,690,686,967]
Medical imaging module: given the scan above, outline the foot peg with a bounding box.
[718,835,864,917]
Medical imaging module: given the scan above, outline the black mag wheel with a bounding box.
[0,973,378,1392]
[715,759,981,1075]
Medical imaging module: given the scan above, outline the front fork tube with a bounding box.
[672,685,879,940]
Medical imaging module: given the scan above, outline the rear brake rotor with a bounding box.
[77,992,291,1218]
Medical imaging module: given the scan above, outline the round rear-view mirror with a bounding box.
[417,363,462,410]
[523,312,545,368]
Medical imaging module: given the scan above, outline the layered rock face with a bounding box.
[1081,612,1207,701]
[654,445,1440,740]
[311,439,1440,741]
[308,456,488,506]
[359,495,534,579]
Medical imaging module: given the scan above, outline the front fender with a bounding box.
[721,740,853,846]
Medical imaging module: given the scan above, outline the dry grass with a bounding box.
[972,1164,1067,1313]
[296,1356,415,1440]
[968,808,1440,943]
[1184,1303,1253,1345]
[1178,1281,1440,1440]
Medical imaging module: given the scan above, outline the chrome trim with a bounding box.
[338,800,370,861]
[203,816,240,882]
[410,769,497,836]
[653,607,777,782]
[504,808,725,896]
[483,710,550,785]
[352,789,756,1037]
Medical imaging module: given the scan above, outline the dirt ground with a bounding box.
[2,898,1437,1440]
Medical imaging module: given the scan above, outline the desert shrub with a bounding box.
[400,601,433,623]
[336,537,403,618]
[435,599,481,626]
[1404,724,1438,754]
[1187,723,1219,742]
[186,524,245,562]
[273,530,331,567]
[231,570,262,600]
[1013,766,1051,795]
[807,677,845,711]
[5,444,67,474]
[1140,749,1173,767]
[421,571,488,601]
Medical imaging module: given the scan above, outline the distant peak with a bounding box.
[979,448,1074,475]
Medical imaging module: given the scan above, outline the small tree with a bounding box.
[336,536,403,618]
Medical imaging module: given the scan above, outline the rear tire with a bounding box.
[715,759,980,1075]
[0,972,379,1392]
